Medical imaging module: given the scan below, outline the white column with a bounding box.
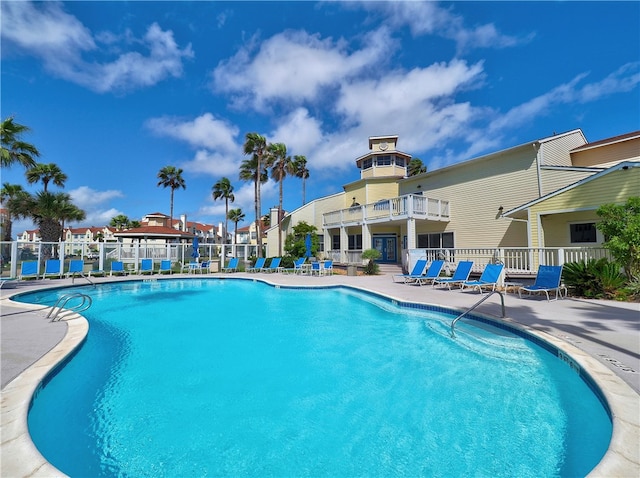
[406,218,416,250]
[340,227,349,263]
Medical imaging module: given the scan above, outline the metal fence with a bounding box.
[0,241,262,278]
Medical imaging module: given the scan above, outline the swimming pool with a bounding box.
[19,279,611,477]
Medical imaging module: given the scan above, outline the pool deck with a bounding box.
[1,271,639,477]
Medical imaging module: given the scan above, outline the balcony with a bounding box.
[323,194,450,227]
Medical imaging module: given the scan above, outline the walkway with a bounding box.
[1,272,638,477]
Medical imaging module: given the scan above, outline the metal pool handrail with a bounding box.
[46,293,92,322]
[450,290,505,338]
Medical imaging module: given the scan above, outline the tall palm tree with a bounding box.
[0,183,27,241]
[157,165,186,227]
[268,142,292,257]
[408,157,427,176]
[1,116,39,169]
[227,208,245,246]
[26,163,67,192]
[241,133,268,257]
[212,177,235,244]
[291,155,310,205]
[8,191,85,259]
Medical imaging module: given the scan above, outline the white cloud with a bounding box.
[270,108,323,158]
[146,113,243,177]
[362,1,526,52]
[211,27,392,110]
[0,2,193,93]
[68,186,124,227]
[577,62,640,103]
[146,113,239,152]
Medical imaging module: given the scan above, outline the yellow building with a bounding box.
[266,130,639,268]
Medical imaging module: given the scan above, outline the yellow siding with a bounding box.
[366,182,400,202]
[540,131,586,166]
[401,147,538,248]
[540,169,594,196]
[542,211,602,247]
[571,138,640,167]
[529,167,639,247]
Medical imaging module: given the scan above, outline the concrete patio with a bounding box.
[1,271,638,477]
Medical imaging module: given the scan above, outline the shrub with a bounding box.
[563,258,626,299]
[362,248,381,275]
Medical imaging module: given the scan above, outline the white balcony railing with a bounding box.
[323,194,449,227]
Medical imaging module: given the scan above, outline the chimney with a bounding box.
[270,207,279,228]
[180,214,187,231]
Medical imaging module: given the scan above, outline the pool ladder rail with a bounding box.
[46,293,92,322]
[450,290,505,338]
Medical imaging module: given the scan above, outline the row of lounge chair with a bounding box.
[244,257,333,275]
[393,260,565,300]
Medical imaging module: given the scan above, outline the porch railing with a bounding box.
[323,194,449,227]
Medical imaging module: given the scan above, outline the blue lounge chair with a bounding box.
[283,257,306,274]
[42,259,63,279]
[433,261,474,290]
[199,261,210,274]
[310,260,333,276]
[140,259,154,275]
[110,261,126,276]
[66,259,85,280]
[518,265,566,301]
[19,261,39,280]
[222,257,239,273]
[262,257,282,273]
[159,260,173,274]
[392,259,427,283]
[461,263,504,293]
[246,257,266,273]
[414,260,445,286]
[322,260,333,275]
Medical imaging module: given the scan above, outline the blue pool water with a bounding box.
[21,279,611,477]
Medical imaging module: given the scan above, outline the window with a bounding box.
[417,232,454,248]
[570,223,597,243]
[362,158,373,169]
[348,234,363,250]
[332,235,340,250]
[318,235,324,252]
[376,155,392,166]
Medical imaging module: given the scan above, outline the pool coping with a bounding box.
[1,276,638,477]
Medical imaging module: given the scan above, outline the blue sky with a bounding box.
[2,1,639,235]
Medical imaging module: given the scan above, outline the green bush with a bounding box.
[361,248,381,275]
[563,258,626,299]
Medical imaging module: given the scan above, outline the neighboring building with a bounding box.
[266,129,639,266]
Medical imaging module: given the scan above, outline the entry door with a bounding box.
[372,236,397,263]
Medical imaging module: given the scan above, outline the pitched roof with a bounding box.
[502,161,639,217]
[571,130,640,153]
[113,225,195,239]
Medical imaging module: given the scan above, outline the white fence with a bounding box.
[406,247,613,277]
[0,241,261,277]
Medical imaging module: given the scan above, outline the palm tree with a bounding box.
[110,214,131,230]
[1,117,39,169]
[291,155,310,205]
[26,163,67,192]
[268,142,292,257]
[8,191,85,259]
[157,165,186,227]
[408,158,427,176]
[227,208,245,246]
[212,177,235,244]
[241,133,268,257]
[57,197,86,240]
[0,183,27,241]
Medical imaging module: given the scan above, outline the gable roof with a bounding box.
[502,161,639,217]
[570,130,640,153]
